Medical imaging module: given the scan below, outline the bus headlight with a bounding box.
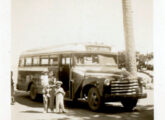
[138,78,146,87]
[104,79,111,86]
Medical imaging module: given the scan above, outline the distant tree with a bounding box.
[146,52,153,60]
[145,52,154,70]
[118,51,126,69]
[118,51,153,70]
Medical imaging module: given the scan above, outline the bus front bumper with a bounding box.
[104,93,147,102]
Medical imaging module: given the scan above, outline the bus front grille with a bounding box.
[110,79,139,95]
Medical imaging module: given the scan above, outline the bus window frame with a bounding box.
[60,54,72,66]
[49,55,59,66]
[19,57,25,67]
[40,56,49,66]
[32,56,40,66]
[25,57,32,66]
[72,53,118,66]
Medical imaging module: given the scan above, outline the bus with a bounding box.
[17,43,147,111]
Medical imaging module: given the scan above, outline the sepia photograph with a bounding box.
[10,0,153,120]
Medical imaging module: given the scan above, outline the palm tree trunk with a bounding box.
[122,0,137,76]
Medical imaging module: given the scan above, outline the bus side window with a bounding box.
[49,57,58,65]
[40,58,49,66]
[19,58,25,66]
[33,57,40,66]
[66,57,70,65]
[25,57,32,66]
[61,56,71,65]
[62,57,65,65]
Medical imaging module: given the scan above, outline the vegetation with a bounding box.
[118,51,153,70]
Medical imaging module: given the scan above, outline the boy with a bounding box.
[55,81,66,113]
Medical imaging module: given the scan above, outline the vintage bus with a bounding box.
[17,43,146,111]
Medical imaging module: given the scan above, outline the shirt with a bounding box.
[55,87,65,96]
[41,75,49,87]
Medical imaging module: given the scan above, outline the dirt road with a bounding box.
[11,90,153,120]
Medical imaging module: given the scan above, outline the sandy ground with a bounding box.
[11,89,153,120]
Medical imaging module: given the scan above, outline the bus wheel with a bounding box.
[121,99,138,111]
[30,84,37,100]
[88,87,102,111]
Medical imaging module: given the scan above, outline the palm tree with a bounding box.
[122,0,137,76]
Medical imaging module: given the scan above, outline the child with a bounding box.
[55,81,66,113]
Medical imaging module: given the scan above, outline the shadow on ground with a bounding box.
[21,110,43,113]
[14,91,153,120]
[57,104,153,120]
[14,91,43,108]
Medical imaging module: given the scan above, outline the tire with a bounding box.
[30,84,37,100]
[88,87,102,111]
[121,99,138,111]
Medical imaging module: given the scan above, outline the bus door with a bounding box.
[48,55,59,81]
[59,54,72,98]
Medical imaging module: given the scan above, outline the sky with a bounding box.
[12,0,153,69]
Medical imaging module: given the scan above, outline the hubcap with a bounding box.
[89,91,99,107]
[88,88,102,111]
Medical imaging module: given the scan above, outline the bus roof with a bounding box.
[20,43,116,57]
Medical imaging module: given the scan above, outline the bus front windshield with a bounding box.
[74,54,117,66]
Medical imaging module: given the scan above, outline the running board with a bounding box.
[64,98,87,102]
[77,98,87,103]
[64,98,73,101]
